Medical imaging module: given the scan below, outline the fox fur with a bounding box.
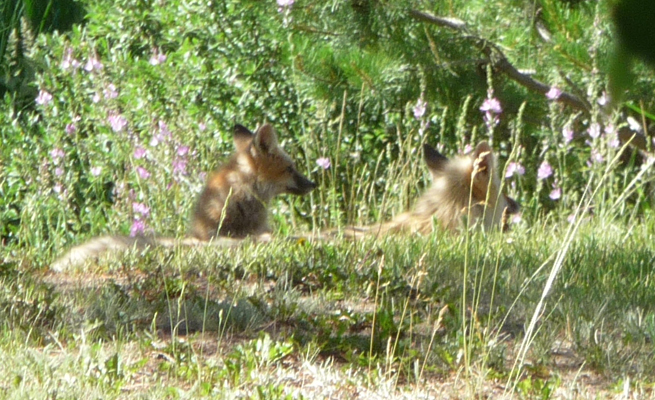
[341,141,519,237]
[51,124,316,272]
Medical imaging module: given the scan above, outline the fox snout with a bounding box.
[287,171,317,195]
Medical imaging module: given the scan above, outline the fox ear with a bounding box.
[233,124,254,152]
[424,144,448,173]
[472,141,494,174]
[253,124,279,155]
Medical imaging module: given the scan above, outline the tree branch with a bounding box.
[410,9,652,153]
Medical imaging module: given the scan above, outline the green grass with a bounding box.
[2,218,655,397]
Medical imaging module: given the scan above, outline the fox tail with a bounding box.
[50,235,244,272]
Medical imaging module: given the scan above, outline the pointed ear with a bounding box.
[423,144,448,173]
[253,124,279,155]
[233,124,254,152]
[472,141,494,173]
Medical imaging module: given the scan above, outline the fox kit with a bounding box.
[51,123,316,272]
[190,123,316,240]
[346,141,519,236]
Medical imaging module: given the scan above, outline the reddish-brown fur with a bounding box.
[190,124,316,240]
[340,142,519,237]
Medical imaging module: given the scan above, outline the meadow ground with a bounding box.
[3,217,655,399]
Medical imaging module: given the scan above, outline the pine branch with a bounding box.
[409,10,589,113]
[410,9,652,153]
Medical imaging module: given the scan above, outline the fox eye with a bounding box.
[286,166,295,174]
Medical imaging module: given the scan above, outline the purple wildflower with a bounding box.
[413,97,427,119]
[537,161,553,180]
[132,202,150,217]
[92,93,101,103]
[149,48,167,66]
[198,122,206,131]
[50,148,65,161]
[90,166,102,176]
[588,123,601,140]
[108,113,128,133]
[36,90,53,106]
[589,149,604,164]
[54,167,64,177]
[136,166,151,179]
[172,158,187,175]
[65,123,77,135]
[177,145,190,156]
[151,120,172,146]
[84,54,104,72]
[130,219,146,237]
[505,161,525,178]
[562,124,574,145]
[60,48,81,71]
[104,83,118,99]
[316,157,331,170]
[480,98,502,114]
[134,146,147,159]
[277,0,294,10]
[546,87,561,100]
[549,185,561,200]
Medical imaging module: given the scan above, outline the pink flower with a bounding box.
[567,214,576,224]
[546,87,561,100]
[54,167,64,177]
[130,219,146,237]
[537,161,553,180]
[103,83,118,99]
[84,54,104,72]
[177,145,190,156]
[60,48,80,71]
[50,148,65,161]
[413,98,427,119]
[149,48,167,66]
[108,113,128,132]
[172,158,187,175]
[36,90,53,106]
[597,91,609,107]
[277,0,294,9]
[158,120,171,137]
[480,98,502,114]
[562,124,574,144]
[198,122,206,131]
[90,166,102,176]
[463,144,473,154]
[589,149,604,164]
[92,93,101,103]
[134,146,147,159]
[588,123,601,140]
[316,157,331,170]
[65,123,77,135]
[132,202,150,217]
[151,120,172,146]
[549,185,561,200]
[136,166,151,179]
[505,161,525,178]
